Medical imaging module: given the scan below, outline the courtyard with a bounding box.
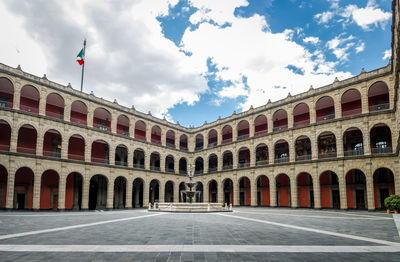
[0,208,399,261]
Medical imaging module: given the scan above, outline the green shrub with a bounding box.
[384,195,400,211]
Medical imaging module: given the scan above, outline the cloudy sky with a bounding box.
[0,0,392,127]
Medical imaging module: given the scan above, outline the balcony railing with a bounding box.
[273,125,288,132]
[256,160,268,166]
[133,163,145,169]
[68,153,84,161]
[221,138,232,144]
[254,130,268,136]
[150,166,160,171]
[46,110,64,120]
[195,146,203,151]
[135,134,146,141]
[223,165,233,170]
[70,117,87,126]
[208,167,218,173]
[151,138,161,145]
[237,134,249,141]
[0,144,10,152]
[17,146,36,155]
[94,123,111,132]
[275,157,289,163]
[115,161,128,166]
[91,157,109,164]
[179,170,187,175]
[208,142,217,148]
[295,154,311,161]
[166,142,175,148]
[117,130,129,137]
[318,152,337,159]
[43,150,61,158]
[294,119,310,127]
[344,149,364,156]
[316,114,335,122]
[180,146,188,151]
[371,147,392,154]
[194,170,203,175]
[0,99,12,108]
[369,103,389,112]
[342,108,361,117]
[166,168,175,174]
[20,104,39,114]
[238,162,249,168]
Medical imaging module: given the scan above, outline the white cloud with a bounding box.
[342,1,391,30]
[1,0,208,120]
[181,5,352,111]
[314,11,334,24]
[326,35,356,61]
[303,36,320,44]
[355,42,365,53]
[382,49,391,60]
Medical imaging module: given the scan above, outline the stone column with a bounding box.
[61,138,68,159]
[251,178,257,206]
[312,175,321,209]
[363,124,371,155]
[159,181,165,202]
[232,151,238,169]
[143,180,149,207]
[334,93,342,119]
[174,181,179,203]
[288,138,295,162]
[126,179,133,208]
[204,156,209,174]
[109,145,115,166]
[336,129,344,157]
[58,175,67,210]
[232,125,238,142]
[111,113,117,134]
[249,122,255,138]
[338,165,347,209]
[174,158,179,174]
[366,172,375,210]
[87,110,94,128]
[12,84,21,110]
[64,99,71,123]
[36,133,44,156]
[233,179,240,206]
[311,129,318,160]
[160,155,165,173]
[5,167,16,209]
[361,86,368,114]
[309,102,316,124]
[217,180,223,204]
[39,91,47,116]
[217,152,223,171]
[145,152,150,170]
[145,126,151,143]
[287,107,294,129]
[127,149,133,168]
[81,176,90,210]
[161,130,166,147]
[106,178,114,209]
[270,175,277,207]
[203,181,209,203]
[250,148,256,167]
[9,125,18,153]
[84,141,90,162]
[134,184,140,207]
[290,175,298,208]
[32,173,42,210]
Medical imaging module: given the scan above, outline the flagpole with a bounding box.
[80,39,86,92]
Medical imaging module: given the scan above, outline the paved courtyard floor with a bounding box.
[0,207,399,261]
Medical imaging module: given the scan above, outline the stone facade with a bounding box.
[0,0,399,212]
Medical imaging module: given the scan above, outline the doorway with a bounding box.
[356,189,365,209]
[17,193,25,210]
[379,188,389,209]
[332,190,340,208]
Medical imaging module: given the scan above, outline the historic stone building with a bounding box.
[0,0,399,212]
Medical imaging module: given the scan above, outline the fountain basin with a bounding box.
[148,202,232,213]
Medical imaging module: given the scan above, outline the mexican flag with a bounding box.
[76,48,84,65]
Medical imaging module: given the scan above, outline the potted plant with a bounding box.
[384,195,400,214]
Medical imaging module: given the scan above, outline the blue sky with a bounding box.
[0,0,393,127]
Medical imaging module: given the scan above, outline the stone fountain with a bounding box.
[148,165,232,213]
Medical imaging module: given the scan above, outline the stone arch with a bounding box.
[114,176,127,208]
[368,81,389,112]
[223,178,233,205]
[149,179,160,204]
[343,127,364,156]
[65,172,83,210]
[165,180,174,202]
[132,177,144,208]
[17,124,37,155]
[239,176,251,206]
[318,131,337,159]
[276,173,290,207]
[195,157,204,175]
[256,175,270,206]
[208,179,218,203]
[93,107,111,131]
[293,102,310,127]
[116,114,130,136]
[43,129,62,158]
[89,174,108,210]
[274,139,289,163]
[370,123,392,154]
[115,144,128,166]
[40,170,60,210]
[222,150,233,170]
[68,134,85,161]
[0,77,14,108]
[208,154,218,173]
[297,172,313,208]
[151,125,162,145]
[14,167,35,209]
[316,96,335,122]
[237,120,250,140]
[273,109,288,131]
[222,125,233,144]
[179,157,187,175]
[345,169,367,209]
[341,88,362,117]
[254,115,268,136]
[134,120,146,141]
[373,167,395,209]
[319,170,340,208]
[208,129,218,147]
[150,152,161,171]
[91,139,109,164]
[0,165,8,208]
[166,130,175,148]
[133,148,145,169]
[179,134,188,150]
[295,135,311,161]
[238,147,250,168]
[45,92,65,120]
[195,134,204,150]
[165,155,175,173]
[70,100,88,126]
[20,84,40,114]
[0,120,11,152]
